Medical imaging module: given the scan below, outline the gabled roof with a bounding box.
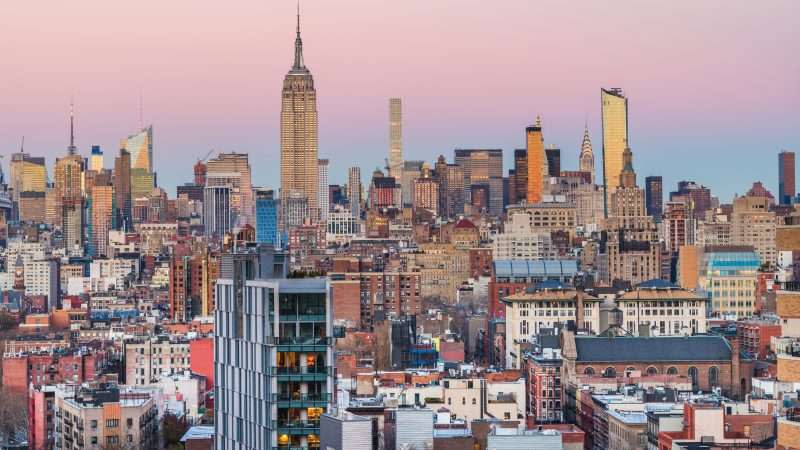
[454,218,477,230]
[574,336,731,363]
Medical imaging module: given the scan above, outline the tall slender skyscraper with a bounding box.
[318,158,329,221]
[579,124,595,184]
[526,117,547,204]
[601,88,629,215]
[389,98,403,179]
[347,166,361,218]
[280,7,319,220]
[779,150,796,205]
[55,104,85,254]
[114,149,132,231]
[645,175,663,219]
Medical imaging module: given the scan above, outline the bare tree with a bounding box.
[0,388,28,443]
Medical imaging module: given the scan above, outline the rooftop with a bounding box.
[574,335,731,363]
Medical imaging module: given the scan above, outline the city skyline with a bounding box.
[0,1,797,201]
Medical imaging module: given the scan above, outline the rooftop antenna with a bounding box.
[68,98,77,155]
[20,136,25,153]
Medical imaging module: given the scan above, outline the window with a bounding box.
[472,398,477,405]
[91,420,97,429]
[126,418,133,428]
[603,367,616,378]
[106,419,119,428]
[583,367,595,375]
[709,366,720,387]
[91,437,97,445]
[688,367,699,387]
[645,366,658,376]
[667,367,678,375]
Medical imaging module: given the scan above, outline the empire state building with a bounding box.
[280,8,319,222]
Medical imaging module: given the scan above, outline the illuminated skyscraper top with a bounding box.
[120,125,153,174]
[579,124,595,184]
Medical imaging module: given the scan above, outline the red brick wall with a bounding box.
[331,280,361,329]
[2,357,28,391]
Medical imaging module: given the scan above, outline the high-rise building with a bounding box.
[670,181,713,220]
[368,169,399,210]
[731,195,776,265]
[317,159,329,221]
[601,88,629,214]
[526,118,547,204]
[90,145,104,171]
[401,160,424,207]
[283,190,309,231]
[214,247,333,450]
[90,184,114,257]
[512,149,527,204]
[114,149,132,230]
[120,125,153,174]
[579,125,595,184]
[545,146,561,178]
[206,153,254,227]
[645,175,663,219]
[454,148,504,215]
[9,152,47,222]
[413,164,438,215]
[388,97,403,179]
[347,166,361,218]
[204,185,231,238]
[54,108,85,254]
[194,160,207,186]
[280,10,319,219]
[779,150,796,205]
[255,188,279,246]
[445,163,465,218]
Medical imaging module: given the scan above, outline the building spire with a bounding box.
[68,99,77,155]
[292,1,305,71]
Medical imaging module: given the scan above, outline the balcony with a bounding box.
[273,366,331,381]
[272,336,332,351]
[273,420,320,435]
[272,393,331,407]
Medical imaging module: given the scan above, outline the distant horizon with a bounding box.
[1,0,797,202]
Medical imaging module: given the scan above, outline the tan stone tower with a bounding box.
[280,6,319,220]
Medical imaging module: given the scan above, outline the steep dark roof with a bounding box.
[574,336,731,363]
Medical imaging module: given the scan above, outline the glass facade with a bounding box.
[697,250,760,319]
[256,195,279,246]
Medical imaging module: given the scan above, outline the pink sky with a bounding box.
[0,0,797,199]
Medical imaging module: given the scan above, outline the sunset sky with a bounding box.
[0,0,797,200]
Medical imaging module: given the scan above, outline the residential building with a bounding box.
[206,153,255,226]
[526,118,547,204]
[779,150,796,205]
[255,188,279,247]
[214,248,333,450]
[54,383,159,450]
[388,98,403,179]
[123,336,191,385]
[731,195,777,266]
[454,148,504,216]
[615,280,708,336]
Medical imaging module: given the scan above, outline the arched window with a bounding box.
[645,366,658,376]
[583,367,595,375]
[709,366,720,388]
[667,367,678,375]
[603,367,616,378]
[688,367,699,388]
[625,367,637,376]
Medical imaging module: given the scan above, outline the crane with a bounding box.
[198,149,214,163]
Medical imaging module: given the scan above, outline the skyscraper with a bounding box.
[10,152,47,222]
[255,188,279,247]
[54,105,85,254]
[545,146,561,177]
[90,184,114,257]
[512,149,527,204]
[280,9,319,219]
[645,175,663,219]
[120,125,153,174]
[206,153,254,226]
[347,166,361,218]
[525,117,547,204]
[601,88,629,214]
[579,124,595,184]
[779,150,796,205]
[389,98,403,179]
[90,145,104,171]
[318,158,329,221]
[114,149,132,231]
[454,148,504,215]
[204,185,231,238]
